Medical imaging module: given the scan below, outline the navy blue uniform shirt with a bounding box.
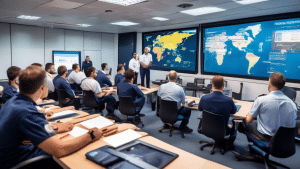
[114,74,125,86]
[198,91,237,125]
[2,83,18,104]
[82,61,93,71]
[0,93,56,168]
[53,76,75,98]
[96,71,112,87]
[117,80,144,102]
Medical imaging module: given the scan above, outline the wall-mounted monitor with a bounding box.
[143,27,198,74]
[52,51,81,71]
[201,12,300,82]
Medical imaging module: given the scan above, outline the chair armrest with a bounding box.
[11,155,52,169]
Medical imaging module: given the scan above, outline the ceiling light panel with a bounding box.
[180,7,226,16]
[76,24,92,27]
[17,15,41,20]
[233,0,269,5]
[111,21,139,26]
[152,17,169,21]
[98,0,147,6]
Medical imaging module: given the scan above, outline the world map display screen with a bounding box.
[143,28,198,73]
[202,15,300,82]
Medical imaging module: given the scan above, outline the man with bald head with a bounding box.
[198,75,237,145]
[140,47,152,88]
[158,70,193,133]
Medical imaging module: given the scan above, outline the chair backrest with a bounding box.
[56,89,69,106]
[194,78,205,86]
[186,83,196,87]
[118,96,136,116]
[201,111,226,142]
[82,90,98,108]
[282,86,296,101]
[268,127,295,158]
[224,81,228,88]
[156,96,161,116]
[159,99,178,124]
[239,82,243,96]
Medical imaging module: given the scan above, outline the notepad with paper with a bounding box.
[48,110,80,122]
[69,126,88,137]
[103,129,142,148]
[80,116,114,129]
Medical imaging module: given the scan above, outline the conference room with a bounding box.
[0,0,300,168]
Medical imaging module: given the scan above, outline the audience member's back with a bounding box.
[96,71,112,87]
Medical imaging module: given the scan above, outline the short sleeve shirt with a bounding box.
[140,53,153,65]
[2,83,18,104]
[157,82,185,110]
[249,90,297,136]
[81,78,102,94]
[0,93,56,168]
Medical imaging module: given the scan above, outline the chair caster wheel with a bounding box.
[200,147,203,150]
[210,151,214,155]
[221,151,225,155]
[159,130,162,133]
[141,124,144,127]
[199,141,203,144]
[169,134,172,137]
[181,135,185,138]
[236,157,241,161]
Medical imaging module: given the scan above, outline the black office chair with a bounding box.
[10,155,62,169]
[202,84,212,94]
[232,82,243,100]
[194,78,205,87]
[282,86,297,101]
[156,96,161,117]
[184,83,197,97]
[56,89,80,110]
[158,99,185,138]
[82,90,104,114]
[234,127,295,169]
[198,111,227,155]
[224,80,228,88]
[118,96,144,126]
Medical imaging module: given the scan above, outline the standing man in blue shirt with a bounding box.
[53,65,79,107]
[158,71,193,133]
[140,47,152,88]
[81,67,122,122]
[117,69,146,121]
[115,64,125,86]
[0,65,102,169]
[2,66,21,104]
[198,75,237,144]
[82,56,93,71]
[238,73,297,142]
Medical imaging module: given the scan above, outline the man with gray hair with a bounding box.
[158,70,193,133]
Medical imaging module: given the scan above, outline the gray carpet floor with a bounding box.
[106,101,300,169]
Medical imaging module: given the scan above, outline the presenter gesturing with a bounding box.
[140,47,152,88]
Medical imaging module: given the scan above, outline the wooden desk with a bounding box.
[139,84,160,95]
[54,135,230,169]
[185,96,253,119]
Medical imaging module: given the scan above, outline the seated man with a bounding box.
[68,63,86,90]
[198,75,237,145]
[238,73,297,142]
[117,69,145,121]
[32,63,55,93]
[81,67,121,122]
[45,63,56,80]
[53,65,78,106]
[0,65,102,169]
[114,64,125,86]
[2,66,21,104]
[158,71,193,133]
[101,63,111,79]
[96,69,112,87]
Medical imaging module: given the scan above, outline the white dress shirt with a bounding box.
[68,71,86,84]
[140,53,153,66]
[46,74,55,92]
[129,58,140,73]
[81,78,102,94]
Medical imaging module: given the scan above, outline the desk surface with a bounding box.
[54,135,230,169]
[102,84,160,95]
[185,96,253,119]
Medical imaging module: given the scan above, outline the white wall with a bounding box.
[136,32,300,105]
[0,22,118,80]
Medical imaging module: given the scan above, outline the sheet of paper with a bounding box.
[103,129,142,148]
[52,110,77,118]
[80,116,114,129]
[69,126,88,137]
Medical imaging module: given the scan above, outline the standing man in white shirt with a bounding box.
[129,52,140,84]
[140,47,152,88]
